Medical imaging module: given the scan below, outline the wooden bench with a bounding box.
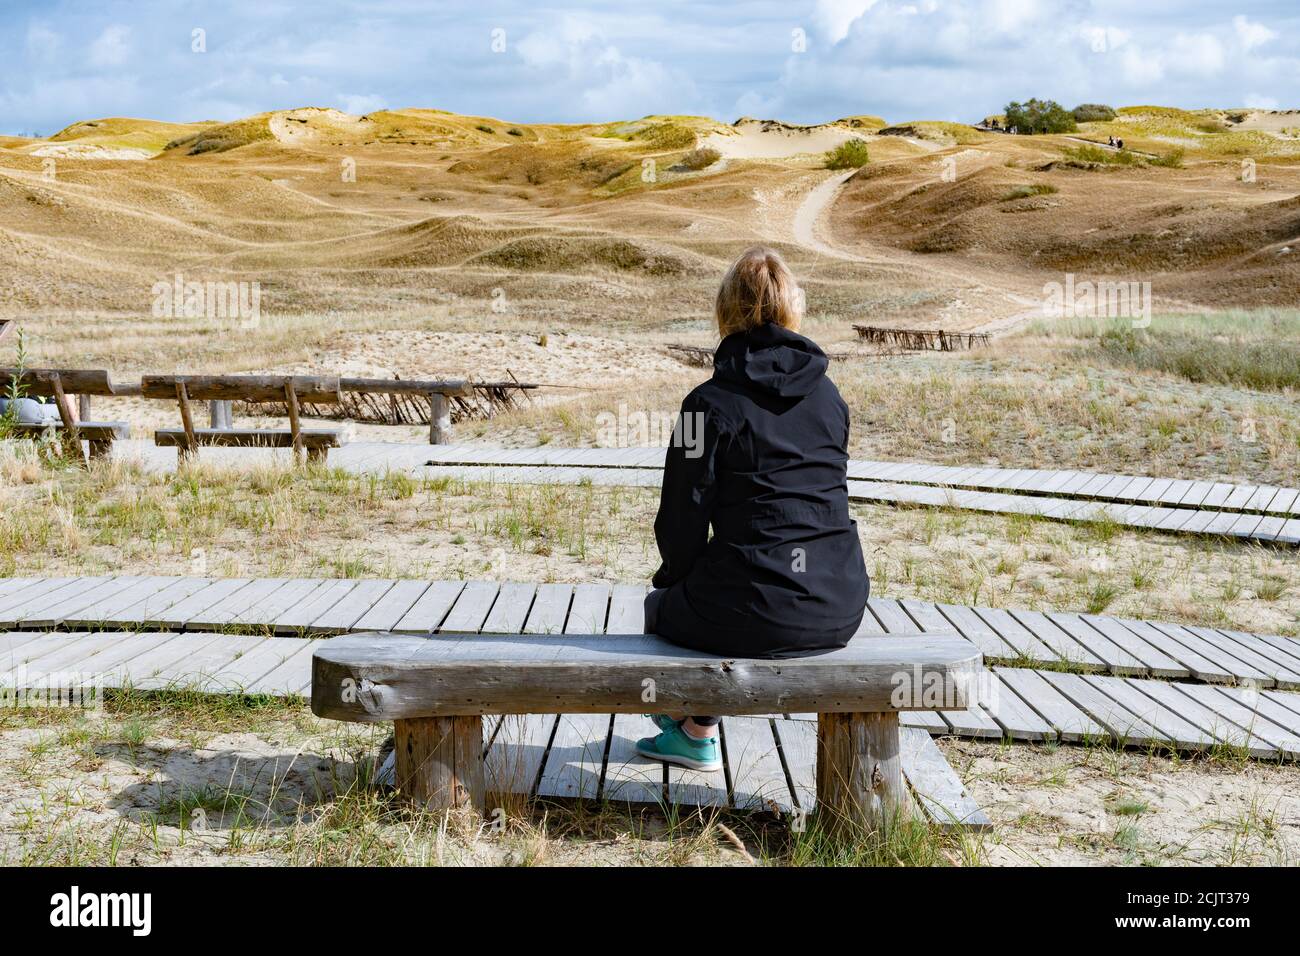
[141,374,348,464]
[311,631,982,834]
[0,368,131,462]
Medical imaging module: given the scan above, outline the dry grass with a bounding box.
[2,445,1296,636]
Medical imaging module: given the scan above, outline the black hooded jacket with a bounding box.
[650,323,870,658]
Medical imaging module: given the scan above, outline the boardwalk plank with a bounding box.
[485,714,556,800]
[438,581,501,633]
[391,580,464,634]
[1041,611,1145,675]
[1078,614,1188,678]
[723,717,793,812]
[1084,675,1218,750]
[61,577,180,628]
[535,713,609,801]
[935,603,1018,658]
[21,577,135,628]
[601,714,664,805]
[352,580,434,632]
[1134,680,1276,758]
[984,672,1057,740]
[607,584,649,634]
[149,578,253,628]
[310,580,396,633]
[994,667,1105,742]
[186,578,295,630]
[899,726,991,829]
[481,582,537,633]
[1038,670,1167,746]
[564,583,611,635]
[522,583,572,635]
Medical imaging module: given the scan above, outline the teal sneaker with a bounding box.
[635,724,722,772]
[645,713,681,733]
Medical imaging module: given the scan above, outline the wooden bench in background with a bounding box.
[0,367,131,462]
[312,631,982,835]
[142,374,348,465]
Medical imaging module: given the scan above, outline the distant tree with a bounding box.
[1004,99,1078,135]
[1071,103,1117,123]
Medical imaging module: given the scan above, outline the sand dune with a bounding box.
[1,104,1296,351]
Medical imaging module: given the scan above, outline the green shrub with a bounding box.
[825,139,870,169]
[1060,144,1140,166]
[1005,99,1078,134]
[678,146,721,170]
[506,127,524,137]
[999,183,1058,201]
[1148,147,1185,168]
[475,124,495,134]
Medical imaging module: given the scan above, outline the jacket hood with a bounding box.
[713,323,829,399]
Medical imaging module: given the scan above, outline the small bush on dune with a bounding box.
[1000,183,1058,201]
[825,139,870,169]
[678,146,721,170]
[1148,147,1185,168]
[1061,144,1140,166]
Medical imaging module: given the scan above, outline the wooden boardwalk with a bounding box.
[100,441,1300,544]
[6,572,1300,824]
[3,576,1294,689]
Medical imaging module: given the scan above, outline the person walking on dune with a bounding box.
[636,246,871,771]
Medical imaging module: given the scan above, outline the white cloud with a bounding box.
[515,15,700,118]
[89,24,131,67]
[812,0,879,44]
[338,93,387,114]
[1233,15,1277,52]
[3,1,1299,136]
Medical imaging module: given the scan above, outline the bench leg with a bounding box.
[87,440,111,461]
[306,446,328,465]
[394,716,484,813]
[816,711,905,837]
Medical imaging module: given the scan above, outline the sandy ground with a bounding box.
[704,119,867,159]
[2,708,1294,866]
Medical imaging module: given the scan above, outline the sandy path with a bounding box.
[789,160,1055,334]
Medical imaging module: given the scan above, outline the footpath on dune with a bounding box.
[789,163,1053,334]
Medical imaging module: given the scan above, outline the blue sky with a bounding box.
[2,0,1296,135]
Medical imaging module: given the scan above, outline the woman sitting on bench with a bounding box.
[639,246,871,772]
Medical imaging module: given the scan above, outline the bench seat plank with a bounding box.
[10,421,130,440]
[311,631,981,720]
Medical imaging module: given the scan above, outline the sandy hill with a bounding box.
[0,104,1296,338]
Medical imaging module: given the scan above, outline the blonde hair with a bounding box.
[714,246,804,338]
